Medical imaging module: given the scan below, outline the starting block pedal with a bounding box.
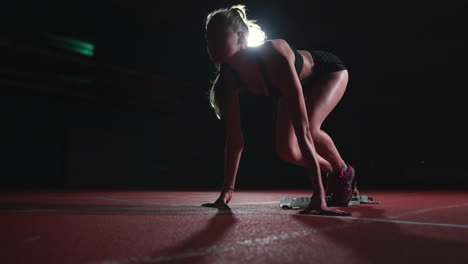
[279,187,381,210]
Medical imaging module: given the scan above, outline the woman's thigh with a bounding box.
[275,70,349,155]
[304,70,349,130]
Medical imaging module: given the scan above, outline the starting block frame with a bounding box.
[279,187,381,210]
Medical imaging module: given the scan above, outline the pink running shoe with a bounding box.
[326,162,356,207]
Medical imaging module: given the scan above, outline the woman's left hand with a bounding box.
[201,190,233,210]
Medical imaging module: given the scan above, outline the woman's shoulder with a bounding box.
[261,39,289,50]
[258,39,295,62]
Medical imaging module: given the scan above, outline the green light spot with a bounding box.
[43,32,94,56]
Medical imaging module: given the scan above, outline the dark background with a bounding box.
[1,0,466,191]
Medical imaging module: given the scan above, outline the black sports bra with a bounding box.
[226,43,304,100]
[224,43,303,154]
[292,47,304,78]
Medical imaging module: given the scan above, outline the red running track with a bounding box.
[1,189,468,264]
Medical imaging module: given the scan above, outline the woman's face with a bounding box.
[206,21,242,64]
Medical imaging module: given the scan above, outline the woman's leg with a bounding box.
[304,70,349,171]
[276,70,349,172]
[275,113,332,171]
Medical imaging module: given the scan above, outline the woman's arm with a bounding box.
[202,70,243,209]
[265,40,323,192]
[221,69,244,191]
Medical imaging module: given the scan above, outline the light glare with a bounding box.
[247,27,266,47]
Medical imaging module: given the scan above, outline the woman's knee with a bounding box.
[276,148,306,167]
[310,129,332,148]
[310,128,323,141]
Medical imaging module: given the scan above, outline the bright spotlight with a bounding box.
[247,26,266,47]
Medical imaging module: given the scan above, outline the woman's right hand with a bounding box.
[201,190,233,210]
[299,193,351,216]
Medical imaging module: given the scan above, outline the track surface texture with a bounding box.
[1,190,468,264]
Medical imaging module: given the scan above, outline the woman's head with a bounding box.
[205,5,264,64]
[206,5,266,120]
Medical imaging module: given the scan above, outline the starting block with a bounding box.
[279,187,381,210]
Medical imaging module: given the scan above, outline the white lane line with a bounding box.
[209,208,468,229]
[96,196,176,206]
[232,201,278,205]
[8,206,167,213]
[23,236,41,243]
[389,203,468,219]
[10,209,64,213]
[95,196,468,229]
[95,196,278,206]
[266,210,468,229]
[95,196,213,208]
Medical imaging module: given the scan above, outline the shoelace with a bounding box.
[340,169,354,188]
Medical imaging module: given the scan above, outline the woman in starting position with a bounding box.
[202,5,356,216]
